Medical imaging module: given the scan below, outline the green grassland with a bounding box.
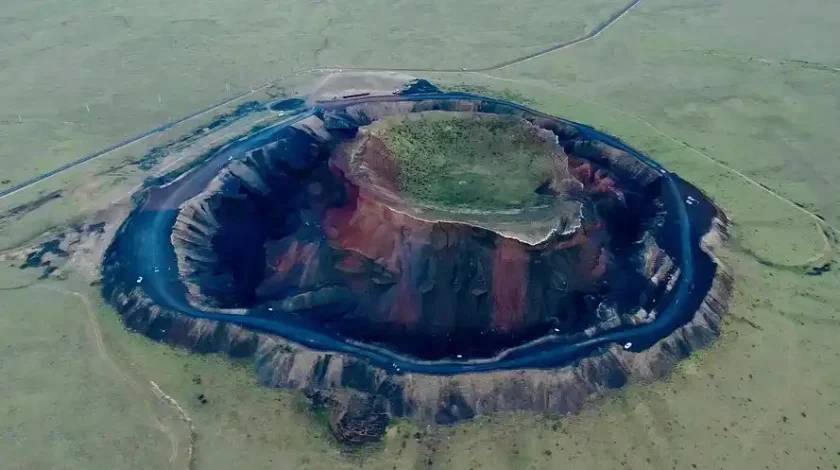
[0,0,628,189]
[489,0,840,229]
[1,0,840,468]
[376,114,556,210]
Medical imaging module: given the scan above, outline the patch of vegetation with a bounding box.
[377,115,557,210]
[443,83,537,105]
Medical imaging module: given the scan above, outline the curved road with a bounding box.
[105,92,717,375]
[0,0,642,201]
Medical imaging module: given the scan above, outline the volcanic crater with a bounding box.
[100,79,732,444]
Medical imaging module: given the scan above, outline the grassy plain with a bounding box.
[1,0,840,469]
[0,0,627,189]
[490,0,840,229]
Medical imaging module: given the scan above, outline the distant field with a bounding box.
[491,0,840,228]
[1,0,839,469]
[0,0,627,189]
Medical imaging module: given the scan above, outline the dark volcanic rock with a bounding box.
[99,89,733,446]
[167,111,673,360]
[326,390,391,445]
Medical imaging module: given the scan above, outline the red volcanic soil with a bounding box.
[319,168,610,336]
[490,237,529,332]
[253,115,637,348]
[569,160,619,195]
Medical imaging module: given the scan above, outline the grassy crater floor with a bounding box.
[373,114,560,211]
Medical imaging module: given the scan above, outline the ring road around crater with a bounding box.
[98,78,732,443]
[103,84,725,372]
